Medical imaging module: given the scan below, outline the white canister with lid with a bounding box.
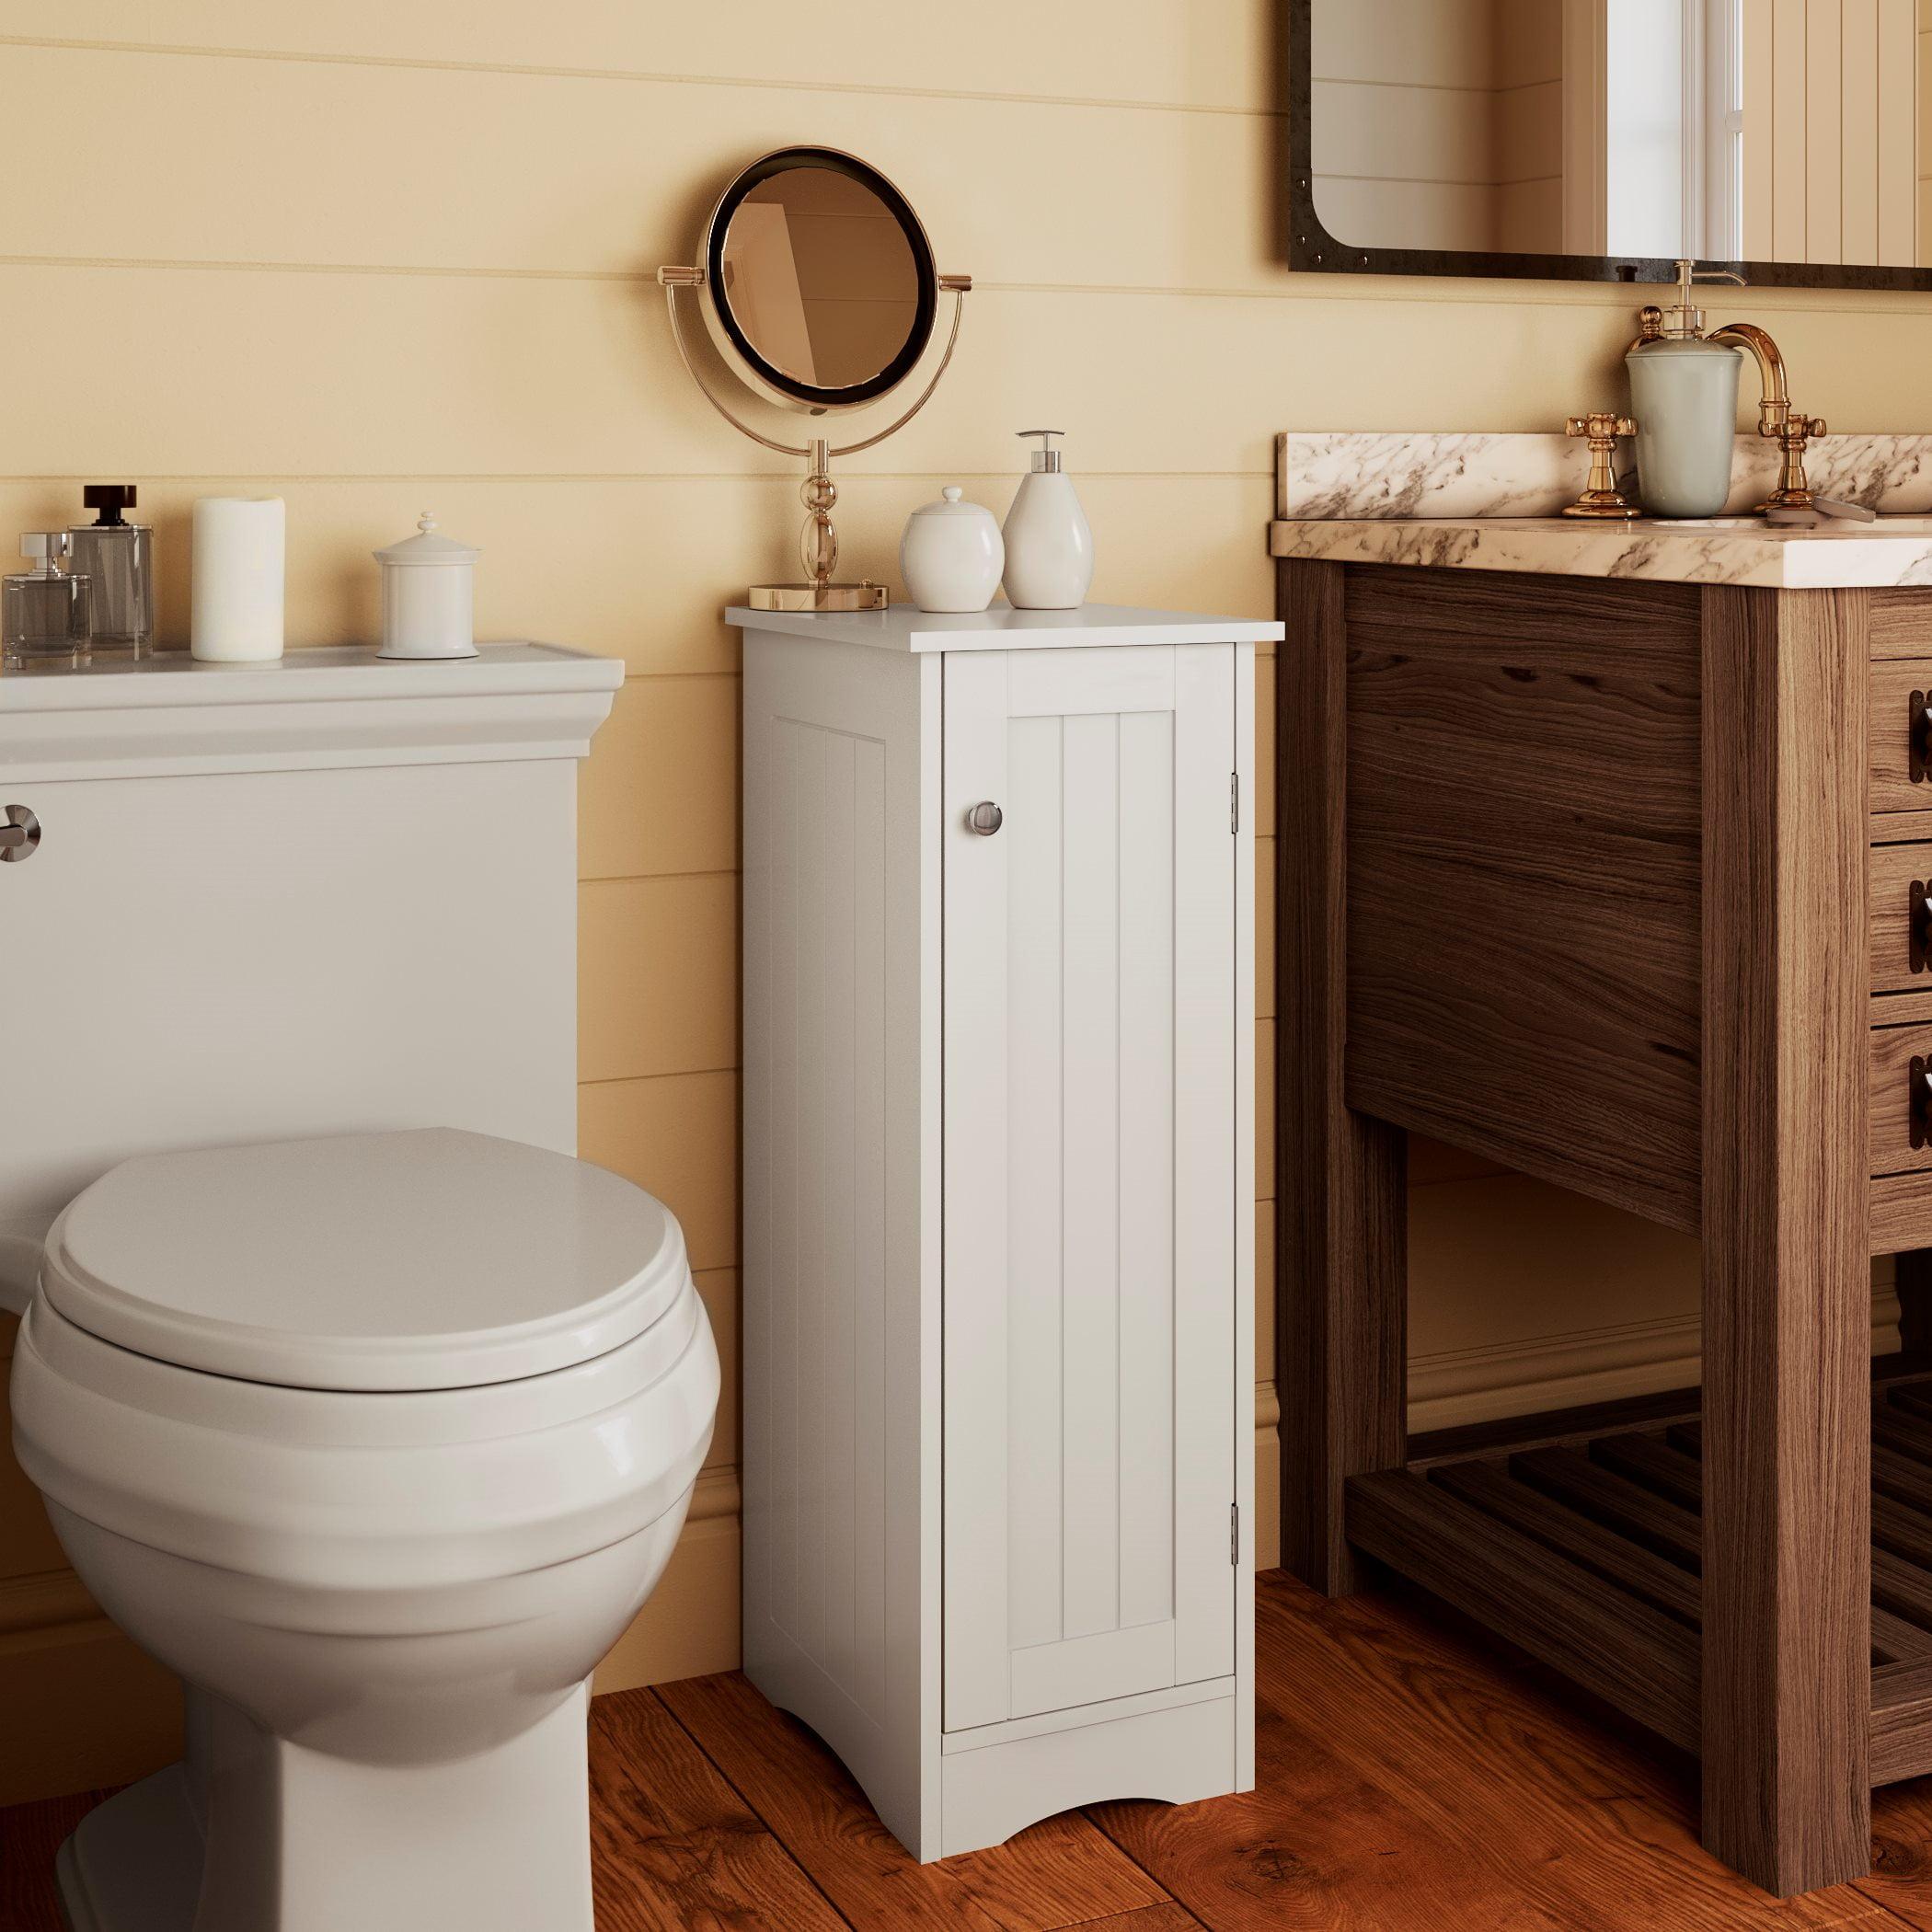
[899,487,1004,614]
[374,512,479,661]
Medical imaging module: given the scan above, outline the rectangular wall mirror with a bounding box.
[1287,0,1932,289]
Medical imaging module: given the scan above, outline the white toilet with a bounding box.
[10,1129,717,1932]
[0,642,710,1929]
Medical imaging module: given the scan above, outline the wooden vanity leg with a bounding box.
[1276,558,1408,1594]
[1701,586,1870,1895]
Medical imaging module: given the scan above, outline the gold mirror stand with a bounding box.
[657,265,972,613]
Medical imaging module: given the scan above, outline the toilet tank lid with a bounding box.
[40,1129,689,1392]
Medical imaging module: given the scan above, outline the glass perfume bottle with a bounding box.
[66,484,153,658]
[4,534,92,671]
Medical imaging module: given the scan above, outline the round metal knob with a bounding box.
[0,805,40,863]
[965,800,1004,836]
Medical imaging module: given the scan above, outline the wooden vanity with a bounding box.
[1276,537,1932,1895]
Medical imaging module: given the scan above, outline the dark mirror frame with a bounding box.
[704,145,940,411]
[1283,0,1932,291]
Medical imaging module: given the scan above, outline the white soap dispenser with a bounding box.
[1002,429,1093,611]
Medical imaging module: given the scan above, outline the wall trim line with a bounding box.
[1258,1287,1904,1443]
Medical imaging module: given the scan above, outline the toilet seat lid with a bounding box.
[40,1129,689,1392]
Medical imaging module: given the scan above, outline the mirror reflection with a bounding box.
[1310,0,1923,267]
[719,166,922,390]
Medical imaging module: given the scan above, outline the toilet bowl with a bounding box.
[7,1126,719,1932]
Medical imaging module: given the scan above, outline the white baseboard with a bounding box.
[1405,1286,1903,1435]
[687,1463,741,1524]
[1254,1286,1905,1447]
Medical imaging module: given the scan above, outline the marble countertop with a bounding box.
[1268,512,1932,589]
[1271,432,1932,588]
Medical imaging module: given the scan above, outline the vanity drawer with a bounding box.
[1872,1026,1932,1175]
[1872,844,1932,993]
[1872,662,1932,815]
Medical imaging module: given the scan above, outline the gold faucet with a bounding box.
[1632,262,1826,512]
[1704,321,1827,511]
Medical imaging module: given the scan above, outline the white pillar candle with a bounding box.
[191,496,286,661]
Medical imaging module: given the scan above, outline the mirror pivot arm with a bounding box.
[658,270,811,459]
[832,282,972,458]
[655,270,973,463]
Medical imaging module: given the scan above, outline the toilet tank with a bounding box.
[0,645,622,1233]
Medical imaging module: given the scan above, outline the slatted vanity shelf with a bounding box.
[1351,1368,1932,1790]
[1273,513,1932,1898]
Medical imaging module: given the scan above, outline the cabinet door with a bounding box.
[943,644,1238,1731]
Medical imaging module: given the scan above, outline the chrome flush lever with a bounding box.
[0,806,39,861]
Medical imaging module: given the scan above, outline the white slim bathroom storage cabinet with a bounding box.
[734,603,1278,1860]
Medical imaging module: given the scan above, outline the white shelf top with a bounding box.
[727,603,1283,653]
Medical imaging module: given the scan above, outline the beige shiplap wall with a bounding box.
[9,0,1932,1804]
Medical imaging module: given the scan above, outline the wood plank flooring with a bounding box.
[16,1570,1932,1929]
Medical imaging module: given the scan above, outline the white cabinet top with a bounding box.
[727,603,1283,652]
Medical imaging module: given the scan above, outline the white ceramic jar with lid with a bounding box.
[900,488,1004,614]
[374,512,479,661]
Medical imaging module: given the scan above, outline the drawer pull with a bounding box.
[1915,880,1932,974]
[1914,1056,1932,1151]
[1914,692,1932,784]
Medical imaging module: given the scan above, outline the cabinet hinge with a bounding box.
[1230,1502,1239,1565]
[1229,772,1239,834]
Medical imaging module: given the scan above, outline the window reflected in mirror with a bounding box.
[1309,0,1922,268]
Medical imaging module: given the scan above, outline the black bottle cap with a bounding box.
[82,484,136,527]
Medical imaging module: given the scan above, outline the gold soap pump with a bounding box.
[1624,259,1825,518]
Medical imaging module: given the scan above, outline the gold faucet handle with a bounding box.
[1760,410,1829,512]
[1562,413,1639,519]
[1567,412,1637,441]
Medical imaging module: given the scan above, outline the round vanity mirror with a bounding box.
[701,147,937,411]
[659,149,969,611]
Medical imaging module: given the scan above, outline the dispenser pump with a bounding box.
[19,533,68,579]
[1019,429,1065,475]
[1650,257,1746,340]
[82,484,137,527]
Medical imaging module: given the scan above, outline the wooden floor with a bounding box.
[22,1570,1932,1928]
